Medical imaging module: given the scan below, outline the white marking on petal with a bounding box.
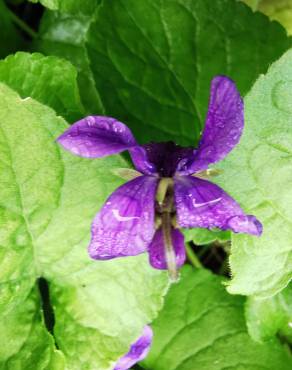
[112,209,139,222]
[192,197,222,208]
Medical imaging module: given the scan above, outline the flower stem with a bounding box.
[159,179,178,282]
[162,211,178,281]
[8,8,38,39]
[186,243,203,268]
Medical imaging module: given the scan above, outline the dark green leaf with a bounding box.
[242,0,292,35]
[36,0,291,144]
[36,10,104,116]
[86,0,290,144]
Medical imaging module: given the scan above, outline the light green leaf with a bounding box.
[183,228,230,245]
[36,11,104,116]
[245,284,292,342]
[0,286,66,369]
[0,83,168,369]
[85,0,290,144]
[142,266,292,370]
[29,0,58,9]
[29,0,97,15]
[0,52,85,121]
[214,48,292,297]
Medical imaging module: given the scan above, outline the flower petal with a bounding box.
[174,176,262,236]
[177,76,243,175]
[148,227,186,270]
[57,115,137,158]
[128,146,158,175]
[114,326,153,370]
[89,175,158,260]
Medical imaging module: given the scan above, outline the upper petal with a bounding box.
[57,115,137,158]
[174,176,262,236]
[177,76,243,175]
[114,325,153,370]
[128,146,158,175]
[89,175,158,260]
[148,227,186,270]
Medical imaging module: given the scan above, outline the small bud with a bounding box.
[112,168,142,180]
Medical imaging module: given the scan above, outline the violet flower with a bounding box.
[113,325,152,370]
[57,76,262,280]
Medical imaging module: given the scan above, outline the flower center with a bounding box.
[142,141,194,177]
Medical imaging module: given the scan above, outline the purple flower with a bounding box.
[57,76,262,279]
[113,325,153,370]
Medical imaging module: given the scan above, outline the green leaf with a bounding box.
[245,284,292,342]
[142,266,292,370]
[213,48,292,298]
[36,11,104,116]
[183,228,230,245]
[240,0,261,11]
[242,0,292,35]
[29,0,97,15]
[35,0,291,144]
[0,285,66,369]
[0,0,25,58]
[29,0,57,9]
[0,82,168,369]
[0,52,85,121]
[84,0,290,144]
